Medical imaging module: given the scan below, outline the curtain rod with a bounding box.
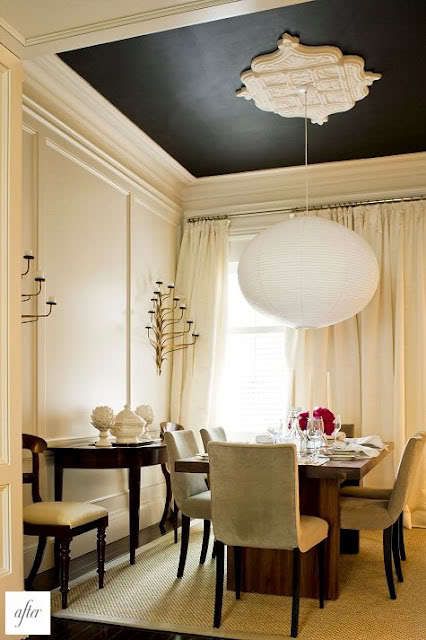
[186,194,426,223]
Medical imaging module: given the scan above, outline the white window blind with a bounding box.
[220,260,290,436]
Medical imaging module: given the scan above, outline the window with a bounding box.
[220,260,291,436]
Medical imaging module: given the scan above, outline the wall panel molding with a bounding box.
[24,95,183,227]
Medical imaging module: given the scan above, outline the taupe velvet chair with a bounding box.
[160,421,184,543]
[200,427,227,452]
[209,442,328,638]
[164,430,211,577]
[23,434,108,608]
[341,432,426,564]
[340,433,424,599]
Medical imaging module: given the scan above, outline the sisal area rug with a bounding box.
[53,524,426,639]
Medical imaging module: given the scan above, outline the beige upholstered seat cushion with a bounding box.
[299,515,329,553]
[340,486,392,500]
[23,501,107,528]
[181,490,211,520]
[340,497,393,530]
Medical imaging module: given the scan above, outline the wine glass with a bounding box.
[332,415,342,446]
[307,417,324,461]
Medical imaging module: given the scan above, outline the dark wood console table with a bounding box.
[49,443,170,565]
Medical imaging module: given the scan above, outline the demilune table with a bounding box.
[175,445,392,600]
[49,443,170,565]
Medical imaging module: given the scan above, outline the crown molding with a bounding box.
[24,54,195,212]
[182,152,426,217]
[0,1,314,58]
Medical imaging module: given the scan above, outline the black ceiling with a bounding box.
[59,0,426,178]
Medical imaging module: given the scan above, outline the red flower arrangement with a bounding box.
[298,407,335,436]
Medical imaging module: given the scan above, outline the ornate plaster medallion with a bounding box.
[236,33,381,125]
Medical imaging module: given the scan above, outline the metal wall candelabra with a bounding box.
[21,251,57,324]
[145,281,199,375]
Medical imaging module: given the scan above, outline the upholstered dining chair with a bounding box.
[340,432,426,566]
[164,430,211,578]
[200,427,227,452]
[160,421,184,542]
[209,442,329,638]
[339,433,424,599]
[23,434,108,608]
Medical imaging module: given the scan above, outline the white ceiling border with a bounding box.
[182,152,426,218]
[24,54,195,211]
[0,1,315,58]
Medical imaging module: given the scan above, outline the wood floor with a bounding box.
[29,518,233,640]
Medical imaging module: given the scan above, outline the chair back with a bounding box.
[160,422,184,439]
[164,430,207,509]
[22,434,47,503]
[388,433,424,521]
[342,423,354,438]
[200,427,227,452]
[209,442,300,550]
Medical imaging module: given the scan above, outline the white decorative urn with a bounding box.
[90,406,115,447]
[111,405,146,445]
[135,404,154,438]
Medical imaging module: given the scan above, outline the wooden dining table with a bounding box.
[175,445,392,600]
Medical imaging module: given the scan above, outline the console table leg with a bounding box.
[128,465,141,565]
[159,463,172,535]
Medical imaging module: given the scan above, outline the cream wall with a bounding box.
[22,74,182,573]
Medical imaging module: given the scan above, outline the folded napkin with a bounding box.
[346,435,385,449]
[332,436,385,458]
[255,433,275,444]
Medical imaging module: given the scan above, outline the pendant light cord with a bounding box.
[304,88,309,216]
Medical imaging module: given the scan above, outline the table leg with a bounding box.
[159,463,172,535]
[340,529,360,554]
[54,461,63,501]
[128,465,141,565]
[54,461,64,577]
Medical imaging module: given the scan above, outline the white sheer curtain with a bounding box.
[170,219,229,428]
[285,200,426,527]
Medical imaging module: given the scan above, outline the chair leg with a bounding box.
[392,522,403,583]
[97,526,106,589]
[318,540,326,609]
[59,538,71,609]
[177,514,190,578]
[173,501,179,544]
[213,541,225,628]
[398,512,406,561]
[200,519,211,564]
[291,548,301,638]
[25,536,47,590]
[383,526,396,599]
[234,546,242,600]
[212,539,217,559]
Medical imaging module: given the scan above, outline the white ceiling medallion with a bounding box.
[236,33,382,125]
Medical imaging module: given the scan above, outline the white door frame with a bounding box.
[0,42,23,634]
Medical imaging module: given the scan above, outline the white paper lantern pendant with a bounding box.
[238,88,379,329]
[238,215,379,329]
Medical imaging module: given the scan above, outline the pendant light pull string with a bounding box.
[304,88,309,216]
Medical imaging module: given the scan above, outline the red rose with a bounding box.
[298,407,335,435]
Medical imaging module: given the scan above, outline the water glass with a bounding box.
[332,415,342,445]
[307,417,324,461]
